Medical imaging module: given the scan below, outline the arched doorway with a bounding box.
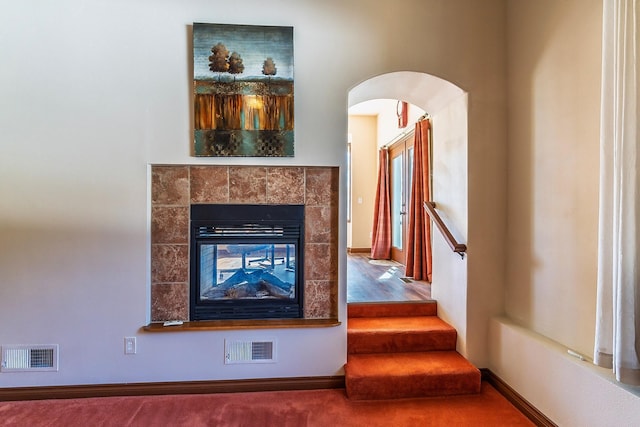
[346,71,467,303]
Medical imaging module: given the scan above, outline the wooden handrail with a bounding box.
[424,201,467,256]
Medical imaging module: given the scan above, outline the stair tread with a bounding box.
[347,316,457,353]
[348,316,454,333]
[346,351,479,378]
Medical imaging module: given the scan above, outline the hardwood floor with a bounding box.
[346,253,432,303]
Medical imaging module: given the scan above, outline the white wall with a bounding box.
[0,0,507,387]
[347,115,377,249]
[490,0,640,423]
[431,93,469,357]
[490,318,640,426]
[504,0,600,356]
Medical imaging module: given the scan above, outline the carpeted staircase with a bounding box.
[344,301,481,400]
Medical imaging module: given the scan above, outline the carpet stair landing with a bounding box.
[345,301,481,400]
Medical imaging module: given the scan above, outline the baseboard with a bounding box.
[347,247,370,254]
[0,369,558,426]
[481,369,557,427]
[0,375,346,402]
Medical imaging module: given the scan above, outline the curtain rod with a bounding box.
[382,128,414,149]
[382,114,430,149]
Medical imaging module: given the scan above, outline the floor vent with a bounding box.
[1,345,59,372]
[224,339,276,364]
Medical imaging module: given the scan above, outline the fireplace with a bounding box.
[190,204,304,320]
[150,165,338,322]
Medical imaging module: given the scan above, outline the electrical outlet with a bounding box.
[124,337,136,355]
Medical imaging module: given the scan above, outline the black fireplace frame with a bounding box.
[189,204,304,320]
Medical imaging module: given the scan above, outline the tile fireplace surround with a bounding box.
[150,165,339,322]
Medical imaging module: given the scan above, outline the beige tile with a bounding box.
[303,280,335,319]
[229,167,267,203]
[266,167,305,204]
[151,206,189,244]
[151,244,188,283]
[190,166,229,203]
[305,167,338,206]
[305,205,337,244]
[151,283,189,321]
[152,166,190,205]
[304,243,336,281]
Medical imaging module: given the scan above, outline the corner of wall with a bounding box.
[489,316,640,426]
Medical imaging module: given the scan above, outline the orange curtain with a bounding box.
[405,119,432,282]
[371,149,391,259]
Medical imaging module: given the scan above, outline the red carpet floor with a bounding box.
[0,383,534,426]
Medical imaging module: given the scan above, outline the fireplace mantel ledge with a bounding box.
[142,318,341,332]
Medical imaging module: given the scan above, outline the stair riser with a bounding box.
[348,331,456,354]
[345,371,481,400]
[348,302,437,318]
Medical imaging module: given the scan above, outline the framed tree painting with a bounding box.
[193,23,294,157]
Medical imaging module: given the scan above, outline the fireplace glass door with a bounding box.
[198,242,296,300]
[190,204,304,320]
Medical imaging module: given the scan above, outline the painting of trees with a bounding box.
[194,23,294,157]
[209,43,229,79]
[208,44,245,81]
[262,57,277,80]
[228,52,245,80]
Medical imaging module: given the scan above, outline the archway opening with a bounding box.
[346,71,466,304]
